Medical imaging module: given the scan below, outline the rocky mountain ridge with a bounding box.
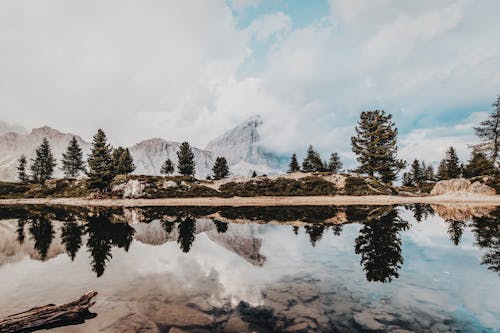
[0,117,283,181]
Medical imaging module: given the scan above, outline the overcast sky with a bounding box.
[0,0,499,165]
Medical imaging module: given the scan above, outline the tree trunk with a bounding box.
[0,291,97,333]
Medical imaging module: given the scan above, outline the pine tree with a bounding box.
[17,154,29,183]
[437,159,449,180]
[302,145,324,172]
[177,142,195,176]
[114,147,135,177]
[474,95,500,165]
[410,159,424,186]
[160,158,174,176]
[87,129,115,191]
[251,170,258,177]
[327,152,343,173]
[61,136,85,178]
[212,156,230,180]
[30,138,56,184]
[402,172,413,187]
[351,110,405,183]
[424,164,435,181]
[463,149,495,178]
[444,146,461,179]
[288,153,300,173]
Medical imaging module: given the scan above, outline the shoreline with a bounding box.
[0,194,499,207]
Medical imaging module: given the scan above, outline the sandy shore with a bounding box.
[0,194,499,207]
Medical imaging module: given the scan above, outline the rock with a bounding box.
[168,328,189,333]
[284,322,309,332]
[387,326,415,333]
[223,314,250,332]
[430,179,496,196]
[353,311,385,331]
[122,179,145,198]
[150,304,213,327]
[163,180,178,188]
[469,181,496,195]
[180,181,190,188]
[97,312,159,333]
[430,323,451,333]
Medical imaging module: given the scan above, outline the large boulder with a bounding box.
[122,179,145,198]
[430,179,496,196]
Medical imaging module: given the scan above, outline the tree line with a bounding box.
[287,95,500,185]
[17,129,231,191]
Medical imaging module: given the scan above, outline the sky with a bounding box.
[0,0,499,167]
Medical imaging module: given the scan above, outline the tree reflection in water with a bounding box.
[446,220,467,246]
[28,217,55,261]
[61,220,84,261]
[354,207,409,283]
[471,207,500,274]
[177,215,196,253]
[7,204,499,280]
[86,213,135,277]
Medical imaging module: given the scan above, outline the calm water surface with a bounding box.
[0,205,498,333]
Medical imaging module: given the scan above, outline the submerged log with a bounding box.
[0,291,98,333]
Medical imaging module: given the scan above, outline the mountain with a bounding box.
[0,121,26,136]
[0,115,283,181]
[205,115,284,176]
[130,138,214,178]
[0,126,90,181]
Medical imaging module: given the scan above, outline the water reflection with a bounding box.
[2,204,500,280]
[0,204,499,332]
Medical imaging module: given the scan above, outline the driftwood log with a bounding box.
[0,291,98,333]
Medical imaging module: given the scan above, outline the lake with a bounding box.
[0,204,498,333]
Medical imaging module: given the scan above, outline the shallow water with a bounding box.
[0,205,498,332]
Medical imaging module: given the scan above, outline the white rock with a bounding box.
[122,180,145,198]
[163,180,178,188]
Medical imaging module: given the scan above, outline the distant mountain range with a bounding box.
[0,116,284,181]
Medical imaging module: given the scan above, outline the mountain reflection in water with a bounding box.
[0,204,498,332]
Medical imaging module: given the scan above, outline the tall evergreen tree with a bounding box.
[351,110,405,183]
[61,136,85,178]
[177,142,195,176]
[30,138,56,184]
[302,145,324,172]
[87,129,115,191]
[437,159,449,180]
[410,159,424,186]
[327,152,343,173]
[474,95,500,165]
[402,172,413,187]
[160,158,174,176]
[17,154,29,183]
[212,156,230,180]
[288,153,300,173]
[113,147,135,177]
[424,164,435,181]
[445,146,461,179]
[463,149,495,178]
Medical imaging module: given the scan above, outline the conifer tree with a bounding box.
[327,152,343,173]
[437,159,449,180]
[212,156,230,180]
[30,138,56,184]
[475,95,500,165]
[410,159,424,186]
[288,153,300,173]
[302,145,324,172]
[61,136,85,178]
[87,129,115,191]
[17,154,29,183]
[160,158,174,176]
[463,149,495,178]
[444,146,461,179]
[424,164,435,181]
[177,142,195,176]
[351,110,405,183]
[251,170,257,177]
[114,148,135,178]
[402,172,413,187]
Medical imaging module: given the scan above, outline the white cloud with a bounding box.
[247,12,291,43]
[230,0,261,12]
